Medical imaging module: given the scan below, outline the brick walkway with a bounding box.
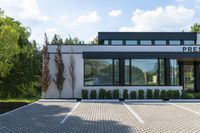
[1,101,200,133]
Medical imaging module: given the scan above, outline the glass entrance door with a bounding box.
[184,64,194,91]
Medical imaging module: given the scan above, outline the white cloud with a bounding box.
[119,6,195,32]
[46,28,58,35]
[19,0,50,21]
[0,0,49,22]
[73,11,101,24]
[176,0,187,2]
[195,0,200,8]
[109,10,122,17]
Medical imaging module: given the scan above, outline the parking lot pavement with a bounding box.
[58,102,137,133]
[0,101,77,133]
[1,101,200,133]
[126,102,200,133]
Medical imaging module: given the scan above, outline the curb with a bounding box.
[125,99,163,102]
[39,99,77,102]
[169,99,200,102]
[81,99,120,102]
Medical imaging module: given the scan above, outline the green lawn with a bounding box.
[0,99,39,114]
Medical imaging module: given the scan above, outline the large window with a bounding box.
[169,40,181,45]
[111,40,123,45]
[131,59,158,85]
[170,59,179,85]
[155,40,167,45]
[140,40,152,45]
[124,59,165,86]
[184,40,195,45]
[126,40,137,45]
[84,59,119,85]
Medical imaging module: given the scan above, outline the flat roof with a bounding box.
[98,32,197,40]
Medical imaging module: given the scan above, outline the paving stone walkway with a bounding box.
[1,101,200,133]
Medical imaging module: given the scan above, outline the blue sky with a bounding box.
[1,0,200,46]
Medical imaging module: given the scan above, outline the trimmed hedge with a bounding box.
[106,90,112,99]
[147,89,153,99]
[123,89,128,99]
[138,90,144,99]
[130,91,137,99]
[82,89,88,99]
[161,90,167,100]
[99,89,106,99]
[113,89,119,99]
[154,89,160,99]
[90,90,97,99]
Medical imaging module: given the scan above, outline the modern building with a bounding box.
[45,32,200,98]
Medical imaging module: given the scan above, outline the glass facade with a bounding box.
[140,40,152,45]
[84,59,113,85]
[111,40,123,45]
[184,64,194,91]
[84,59,198,88]
[170,59,179,85]
[169,40,181,45]
[131,59,158,85]
[155,40,167,45]
[126,40,137,45]
[184,40,195,45]
[103,40,109,45]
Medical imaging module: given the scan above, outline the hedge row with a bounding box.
[82,89,182,99]
[82,89,119,99]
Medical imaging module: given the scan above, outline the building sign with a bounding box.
[183,46,200,52]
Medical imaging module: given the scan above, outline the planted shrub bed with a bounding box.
[81,89,200,100]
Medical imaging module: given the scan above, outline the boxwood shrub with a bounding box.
[161,90,167,100]
[130,91,137,99]
[106,90,112,99]
[166,90,173,99]
[82,89,88,99]
[154,89,160,99]
[172,90,180,99]
[99,88,106,99]
[113,89,119,99]
[123,89,128,99]
[147,89,153,99]
[138,90,144,99]
[90,90,97,99]
[182,92,195,99]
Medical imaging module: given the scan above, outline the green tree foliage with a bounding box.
[0,10,40,99]
[51,34,63,45]
[191,23,200,33]
[64,36,84,44]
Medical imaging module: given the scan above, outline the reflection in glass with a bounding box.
[111,40,123,45]
[103,40,109,45]
[169,40,181,45]
[140,40,152,45]
[125,59,130,85]
[84,59,113,85]
[170,59,179,85]
[184,40,195,45]
[159,59,165,85]
[114,59,119,85]
[155,40,167,45]
[131,59,158,85]
[184,65,194,91]
[126,40,137,45]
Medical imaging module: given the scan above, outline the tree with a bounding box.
[89,36,98,44]
[40,33,51,97]
[54,44,65,98]
[0,10,41,99]
[51,34,63,45]
[191,23,200,33]
[64,35,84,44]
[0,12,20,77]
[68,47,76,98]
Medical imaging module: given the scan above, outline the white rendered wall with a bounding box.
[44,45,185,98]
